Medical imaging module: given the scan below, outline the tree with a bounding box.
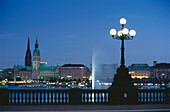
[77,78,81,83]
[50,77,57,82]
[5,76,13,81]
[85,78,90,83]
[16,77,21,81]
[0,77,3,81]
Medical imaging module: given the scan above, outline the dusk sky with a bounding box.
[0,0,170,68]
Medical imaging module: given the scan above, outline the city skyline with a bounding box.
[0,0,170,68]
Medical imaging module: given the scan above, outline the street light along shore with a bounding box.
[108,18,138,105]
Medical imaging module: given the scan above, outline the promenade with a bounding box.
[0,104,170,112]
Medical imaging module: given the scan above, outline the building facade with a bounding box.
[39,62,59,81]
[0,68,14,81]
[153,62,170,80]
[128,64,152,79]
[14,65,39,81]
[59,64,91,80]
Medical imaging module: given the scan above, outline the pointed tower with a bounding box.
[25,37,32,66]
[33,36,40,70]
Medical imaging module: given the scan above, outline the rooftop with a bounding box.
[61,64,86,67]
[154,63,170,68]
[128,64,151,69]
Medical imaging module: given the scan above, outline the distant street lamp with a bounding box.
[108,18,138,105]
[110,18,136,68]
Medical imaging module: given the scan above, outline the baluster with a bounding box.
[141,92,144,102]
[99,92,101,103]
[106,93,109,103]
[60,92,62,104]
[9,91,12,104]
[49,92,51,104]
[46,91,49,104]
[160,92,162,102]
[104,92,107,103]
[157,92,159,102]
[151,93,153,102]
[32,92,35,104]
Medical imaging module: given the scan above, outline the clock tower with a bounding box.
[33,37,40,70]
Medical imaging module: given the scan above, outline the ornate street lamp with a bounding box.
[108,18,138,105]
[110,18,136,68]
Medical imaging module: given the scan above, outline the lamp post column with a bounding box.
[121,39,125,68]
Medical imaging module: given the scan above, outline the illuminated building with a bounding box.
[14,65,39,81]
[153,61,170,80]
[39,62,59,81]
[128,64,152,79]
[0,68,14,80]
[59,64,90,80]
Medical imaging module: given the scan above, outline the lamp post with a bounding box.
[110,18,136,68]
[108,18,138,105]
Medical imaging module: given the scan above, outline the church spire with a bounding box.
[25,37,32,66]
[35,35,38,49]
[27,37,30,50]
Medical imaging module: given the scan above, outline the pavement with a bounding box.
[0,104,170,112]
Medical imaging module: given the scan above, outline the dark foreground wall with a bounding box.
[0,88,169,105]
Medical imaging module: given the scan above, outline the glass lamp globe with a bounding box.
[118,30,123,36]
[122,28,129,35]
[129,30,136,37]
[110,29,117,36]
[120,18,126,25]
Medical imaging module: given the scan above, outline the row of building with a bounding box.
[128,61,170,80]
[0,37,170,83]
[0,37,91,82]
[0,63,91,82]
